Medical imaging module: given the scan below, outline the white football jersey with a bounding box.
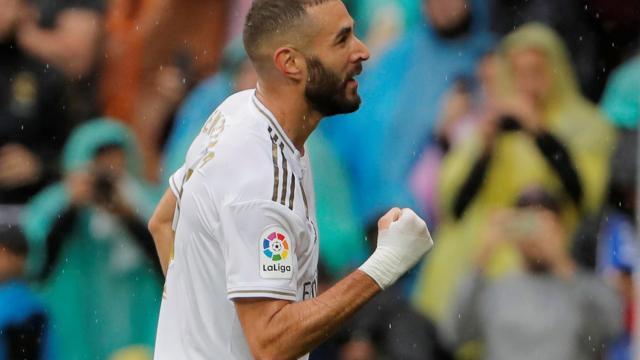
[154,90,319,359]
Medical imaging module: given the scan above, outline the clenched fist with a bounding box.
[359,208,434,289]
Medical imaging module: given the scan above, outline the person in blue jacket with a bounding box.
[0,224,53,360]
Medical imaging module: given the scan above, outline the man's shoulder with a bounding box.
[216,89,256,120]
[213,91,273,165]
[200,144,282,205]
[197,105,278,204]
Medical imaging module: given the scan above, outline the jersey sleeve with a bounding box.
[168,165,187,231]
[219,199,306,302]
[169,165,187,198]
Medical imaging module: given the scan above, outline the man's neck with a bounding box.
[255,83,322,155]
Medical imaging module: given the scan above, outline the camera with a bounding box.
[92,170,115,205]
[498,115,523,132]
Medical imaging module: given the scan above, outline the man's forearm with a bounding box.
[236,208,433,360]
[148,189,177,276]
[150,223,173,276]
[236,270,380,360]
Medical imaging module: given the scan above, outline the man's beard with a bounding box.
[304,56,361,117]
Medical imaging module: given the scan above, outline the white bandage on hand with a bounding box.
[359,208,434,289]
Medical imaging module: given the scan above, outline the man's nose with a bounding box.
[353,37,370,62]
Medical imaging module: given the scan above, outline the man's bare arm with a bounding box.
[236,270,379,360]
[148,189,177,276]
[234,208,433,360]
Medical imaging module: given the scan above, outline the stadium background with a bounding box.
[0,0,639,359]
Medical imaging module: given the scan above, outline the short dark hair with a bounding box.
[243,0,334,63]
[515,187,561,214]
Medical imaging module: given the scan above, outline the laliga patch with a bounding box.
[260,227,293,279]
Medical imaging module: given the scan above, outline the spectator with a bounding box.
[320,0,494,228]
[599,131,638,360]
[570,57,640,359]
[594,133,639,360]
[15,0,105,121]
[489,0,640,101]
[600,57,640,360]
[447,188,622,360]
[413,23,615,324]
[0,0,72,215]
[410,52,499,225]
[21,119,162,359]
[100,0,231,182]
[0,224,53,360]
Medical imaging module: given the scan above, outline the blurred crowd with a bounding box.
[0,0,639,359]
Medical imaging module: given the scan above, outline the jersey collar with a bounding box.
[251,91,300,159]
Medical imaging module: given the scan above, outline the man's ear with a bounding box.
[273,47,304,81]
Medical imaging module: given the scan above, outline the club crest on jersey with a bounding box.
[260,227,293,279]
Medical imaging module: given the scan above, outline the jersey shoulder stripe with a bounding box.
[268,127,280,203]
[278,142,288,206]
[267,126,296,210]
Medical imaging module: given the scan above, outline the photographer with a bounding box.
[446,188,622,360]
[21,119,161,359]
[413,23,615,324]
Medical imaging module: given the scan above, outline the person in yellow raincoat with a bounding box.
[413,23,615,325]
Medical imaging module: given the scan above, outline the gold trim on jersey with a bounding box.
[279,142,289,206]
[288,172,296,210]
[269,129,280,203]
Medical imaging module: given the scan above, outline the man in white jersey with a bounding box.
[148,1,434,359]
